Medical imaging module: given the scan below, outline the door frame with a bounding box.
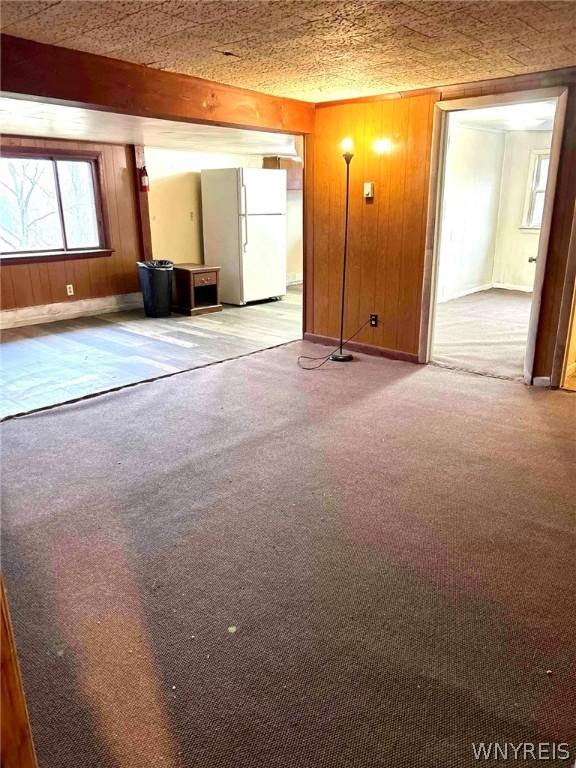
[418,86,569,385]
[552,200,576,388]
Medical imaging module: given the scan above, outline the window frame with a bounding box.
[0,146,113,264]
[521,148,550,232]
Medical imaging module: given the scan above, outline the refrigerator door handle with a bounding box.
[242,215,248,252]
[242,185,248,251]
[241,181,248,215]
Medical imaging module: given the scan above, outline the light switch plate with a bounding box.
[363,182,374,199]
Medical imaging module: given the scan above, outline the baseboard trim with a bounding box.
[303,332,419,364]
[0,293,142,329]
[437,283,493,303]
[533,376,551,387]
[287,272,303,285]
[492,283,533,293]
[438,283,533,303]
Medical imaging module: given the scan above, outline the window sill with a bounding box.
[519,226,541,233]
[0,249,114,265]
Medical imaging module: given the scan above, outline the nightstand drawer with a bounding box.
[193,272,217,287]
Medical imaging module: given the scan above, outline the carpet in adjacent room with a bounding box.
[433,288,533,379]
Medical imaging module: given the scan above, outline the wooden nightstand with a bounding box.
[172,264,222,316]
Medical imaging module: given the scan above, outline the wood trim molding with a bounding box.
[551,200,576,387]
[435,86,568,111]
[524,89,568,384]
[418,99,446,364]
[0,34,315,135]
[439,68,576,98]
[0,249,113,265]
[303,332,420,364]
[0,292,142,329]
[302,134,314,335]
[315,67,576,109]
[315,88,439,108]
[129,145,154,262]
[0,144,102,160]
[1,578,38,768]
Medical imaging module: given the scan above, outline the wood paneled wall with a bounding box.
[0,136,141,309]
[305,68,576,377]
[305,93,437,359]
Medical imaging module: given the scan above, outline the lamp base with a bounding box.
[330,351,353,363]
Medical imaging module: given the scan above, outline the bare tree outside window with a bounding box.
[0,158,63,252]
[0,156,102,254]
[57,161,100,249]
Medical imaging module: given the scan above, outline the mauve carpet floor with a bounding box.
[1,342,575,768]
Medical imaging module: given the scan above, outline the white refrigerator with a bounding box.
[201,168,287,305]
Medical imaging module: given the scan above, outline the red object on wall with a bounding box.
[139,166,149,192]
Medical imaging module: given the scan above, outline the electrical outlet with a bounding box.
[66,284,74,296]
[370,313,378,327]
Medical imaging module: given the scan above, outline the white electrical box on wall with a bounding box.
[363,182,374,199]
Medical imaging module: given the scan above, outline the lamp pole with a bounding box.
[330,148,354,363]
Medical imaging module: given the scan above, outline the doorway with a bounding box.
[422,89,568,383]
[432,100,556,379]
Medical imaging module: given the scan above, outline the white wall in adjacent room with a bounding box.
[492,131,552,291]
[145,148,303,282]
[145,148,263,265]
[436,124,505,303]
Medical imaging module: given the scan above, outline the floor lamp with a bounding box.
[329,136,393,363]
[330,137,355,363]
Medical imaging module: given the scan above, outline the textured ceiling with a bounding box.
[1,0,576,102]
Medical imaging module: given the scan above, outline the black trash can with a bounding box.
[137,260,174,318]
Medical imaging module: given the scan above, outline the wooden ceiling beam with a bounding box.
[0,34,315,135]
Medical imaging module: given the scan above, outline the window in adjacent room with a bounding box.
[0,153,107,256]
[522,149,550,230]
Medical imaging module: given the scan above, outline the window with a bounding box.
[522,150,550,230]
[0,152,108,258]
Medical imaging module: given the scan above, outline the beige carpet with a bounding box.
[433,289,533,380]
[2,343,575,767]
